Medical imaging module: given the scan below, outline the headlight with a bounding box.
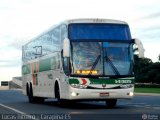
[127,92,134,96]
[71,92,77,96]
[71,84,87,89]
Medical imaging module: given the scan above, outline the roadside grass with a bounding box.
[134,87,160,94]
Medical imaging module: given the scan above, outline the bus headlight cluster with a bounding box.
[71,92,79,96]
[127,92,134,96]
[71,84,87,89]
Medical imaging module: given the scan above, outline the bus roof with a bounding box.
[63,18,128,25]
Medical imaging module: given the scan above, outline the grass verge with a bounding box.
[134,87,160,94]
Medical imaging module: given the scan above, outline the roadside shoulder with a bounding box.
[135,92,160,96]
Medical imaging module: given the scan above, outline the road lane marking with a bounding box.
[0,104,39,120]
[126,103,160,110]
[0,103,25,114]
[153,107,160,110]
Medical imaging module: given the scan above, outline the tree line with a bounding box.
[134,54,160,84]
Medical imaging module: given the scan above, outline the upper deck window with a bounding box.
[68,23,131,41]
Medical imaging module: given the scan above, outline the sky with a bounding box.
[0,0,160,81]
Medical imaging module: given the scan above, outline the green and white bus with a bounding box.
[22,19,135,108]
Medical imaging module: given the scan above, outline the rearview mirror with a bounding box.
[134,38,145,58]
[63,38,70,57]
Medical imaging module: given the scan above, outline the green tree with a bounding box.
[134,55,160,84]
[148,62,160,83]
[134,55,151,83]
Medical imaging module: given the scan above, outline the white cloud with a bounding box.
[143,42,160,62]
[0,67,21,81]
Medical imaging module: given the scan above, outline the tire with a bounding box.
[55,83,61,104]
[28,84,44,103]
[55,82,66,106]
[28,84,36,103]
[26,84,29,96]
[35,97,45,103]
[106,99,117,108]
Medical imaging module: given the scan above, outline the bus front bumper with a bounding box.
[66,87,134,100]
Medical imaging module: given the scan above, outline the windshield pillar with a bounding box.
[61,50,70,76]
[63,57,70,76]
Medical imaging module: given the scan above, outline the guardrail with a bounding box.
[12,77,22,87]
[0,77,23,90]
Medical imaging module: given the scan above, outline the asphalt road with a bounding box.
[0,90,160,120]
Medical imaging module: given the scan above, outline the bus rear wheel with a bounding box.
[27,84,44,103]
[28,85,36,103]
[105,99,117,108]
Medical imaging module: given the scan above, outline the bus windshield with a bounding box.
[68,23,133,77]
[71,42,133,77]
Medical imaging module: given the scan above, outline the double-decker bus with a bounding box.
[22,19,135,108]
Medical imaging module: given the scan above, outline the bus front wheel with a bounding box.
[55,82,66,106]
[105,99,117,108]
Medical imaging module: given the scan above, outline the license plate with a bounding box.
[99,92,109,97]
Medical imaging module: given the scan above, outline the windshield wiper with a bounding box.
[88,55,101,75]
[105,55,120,76]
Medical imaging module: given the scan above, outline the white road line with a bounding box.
[153,107,160,110]
[144,105,151,107]
[0,103,25,114]
[144,107,151,109]
[0,104,39,120]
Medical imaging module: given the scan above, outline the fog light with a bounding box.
[71,92,79,96]
[127,92,134,96]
